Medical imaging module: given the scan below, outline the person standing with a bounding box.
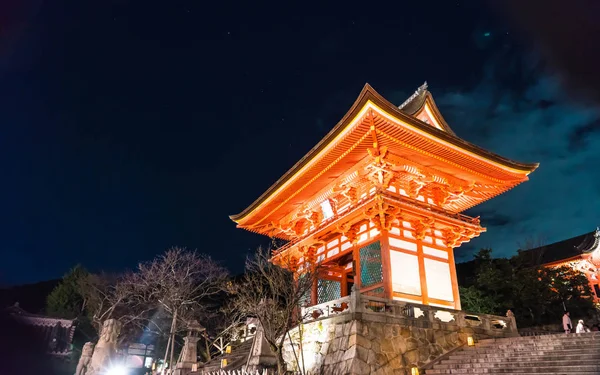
[563,311,572,334]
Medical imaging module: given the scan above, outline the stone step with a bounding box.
[467,344,600,352]
[444,352,600,363]
[481,335,600,342]
[475,342,600,350]
[476,342,600,350]
[425,370,598,375]
[426,365,600,374]
[426,332,600,375]
[434,359,600,369]
[477,338,600,347]
[449,351,600,361]
[487,332,600,343]
[459,344,600,353]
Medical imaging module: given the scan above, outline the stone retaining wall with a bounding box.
[281,293,517,375]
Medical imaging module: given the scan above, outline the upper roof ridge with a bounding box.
[398,81,428,110]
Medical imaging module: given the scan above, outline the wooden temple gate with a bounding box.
[231,83,538,311]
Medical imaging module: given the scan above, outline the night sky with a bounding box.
[1,1,599,285]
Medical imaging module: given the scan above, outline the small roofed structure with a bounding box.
[231,83,538,310]
[7,302,76,356]
[520,228,600,302]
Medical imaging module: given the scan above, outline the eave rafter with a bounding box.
[262,137,512,241]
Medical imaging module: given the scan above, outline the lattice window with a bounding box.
[360,241,383,288]
[317,279,341,304]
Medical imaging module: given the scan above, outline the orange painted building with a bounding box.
[230,83,538,310]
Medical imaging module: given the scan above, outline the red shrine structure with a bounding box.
[520,227,600,303]
[231,83,538,310]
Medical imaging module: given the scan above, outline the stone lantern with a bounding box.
[175,320,205,374]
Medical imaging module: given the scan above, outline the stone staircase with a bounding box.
[426,332,600,374]
[201,337,255,373]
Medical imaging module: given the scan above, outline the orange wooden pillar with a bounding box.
[352,242,361,290]
[416,239,430,305]
[341,269,349,297]
[311,278,318,305]
[447,246,461,310]
[380,232,393,299]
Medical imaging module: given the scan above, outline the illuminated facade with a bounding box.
[231,83,538,310]
[522,228,600,303]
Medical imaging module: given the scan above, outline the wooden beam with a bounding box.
[392,291,422,302]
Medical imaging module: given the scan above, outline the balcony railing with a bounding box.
[300,290,517,336]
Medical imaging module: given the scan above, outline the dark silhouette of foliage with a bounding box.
[46,265,88,319]
[460,249,595,327]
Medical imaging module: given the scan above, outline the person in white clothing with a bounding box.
[576,319,591,333]
[562,311,572,334]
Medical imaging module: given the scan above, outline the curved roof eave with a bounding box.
[230,83,539,223]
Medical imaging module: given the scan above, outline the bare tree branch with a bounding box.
[227,246,318,374]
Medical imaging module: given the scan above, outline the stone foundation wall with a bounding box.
[282,294,517,375]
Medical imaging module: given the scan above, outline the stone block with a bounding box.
[426,329,434,343]
[321,340,330,355]
[383,324,395,339]
[403,349,419,366]
[433,329,446,347]
[367,349,377,365]
[338,336,349,351]
[342,345,356,361]
[446,331,458,345]
[418,345,430,362]
[388,354,404,370]
[356,334,372,349]
[348,358,370,375]
[406,338,418,351]
[324,352,337,365]
[362,322,369,336]
[335,324,344,338]
[356,345,370,362]
[380,338,394,353]
[412,327,425,341]
[370,322,383,338]
[330,337,340,352]
[431,343,443,356]
[340,359,352,374]
[400,326,411,338]
[371,338,380,353]
[348,334,357,348]
[392,336,407,353]
[370,366,386,375]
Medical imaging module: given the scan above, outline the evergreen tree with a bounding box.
[46,265,88,319]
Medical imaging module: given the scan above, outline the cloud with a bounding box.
[430,59,600,261]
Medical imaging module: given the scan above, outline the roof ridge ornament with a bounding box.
[398,81,428,110]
